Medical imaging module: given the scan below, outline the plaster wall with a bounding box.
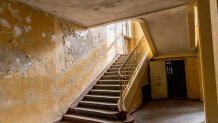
[210,0,218,104]
[198,0,218,122]
[0,1,126,123]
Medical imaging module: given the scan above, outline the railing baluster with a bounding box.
[118,36,146,112]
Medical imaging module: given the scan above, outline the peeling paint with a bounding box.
[13,26,22,37]
[23,25,31,32]
[3,74,13,79]
[51,34,57,42]
[7,4,21,21]
[41,32,46,38]
[25,15,32,23]
[0,18,11,28]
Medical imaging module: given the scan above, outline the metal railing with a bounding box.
[118,36,147,111]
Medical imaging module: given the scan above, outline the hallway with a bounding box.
[134,100,205,123]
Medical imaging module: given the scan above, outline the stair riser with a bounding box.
[98,81,120,84]
[110,65,122,68]
[110,65,136,69]
[104,72,134,76]
[101,76,119,80]
[89,91,120,96]
[94,86,120,90]
[119,55,129,57]
[98,81,128,85]
[73,109,119,119]
[108,67,135,72]
[113,62,137,65]
[62,116,101,123]
[101,76,131,80]
[79,102,118,110]
[115,59,138,63]
[107,69,119,72]
[104,72,119,75]
[85,96,119,103]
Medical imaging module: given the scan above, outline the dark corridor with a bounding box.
[165,60,187,99]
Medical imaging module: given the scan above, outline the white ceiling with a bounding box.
[17,0,194,27]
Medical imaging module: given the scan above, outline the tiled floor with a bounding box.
[134,99,205,123]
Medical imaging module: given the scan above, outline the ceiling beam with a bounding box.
[139,21,157,57]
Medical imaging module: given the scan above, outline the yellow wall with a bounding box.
[197,0,218,122]
[150,56,201,100]
[0,1,127,123]
[128,21,145,53]
[185,56,201,99]
[209,0,218,104]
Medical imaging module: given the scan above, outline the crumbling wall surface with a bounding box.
[0,1,126,123]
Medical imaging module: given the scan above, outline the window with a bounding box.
[122,21,131,38]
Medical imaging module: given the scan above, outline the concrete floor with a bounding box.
[134,99,205,123]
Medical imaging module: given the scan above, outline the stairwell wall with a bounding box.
[0,1,127,123]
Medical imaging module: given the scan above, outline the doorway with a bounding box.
[165,60,187,99]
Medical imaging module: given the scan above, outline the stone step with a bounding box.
[62,114,123,123]
[72,107,119,119]
[110,64,137,68]
[84,95,120,103]
[104,71,119,75]
[119,54,129,57]
[107,67,134,72]
[101,75,131,80]
[104,71,134,76]
[113,61,138,65]
[79,100,118,110]
[89,89,120,96]
[98,80,129,85]
[94,84,122,90]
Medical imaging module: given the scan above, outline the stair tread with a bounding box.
[98,80,128,81]
[91,89,120,92]
[74,107,119,114]
[95,84,120,86]
[80,100,117,106]
[63,114,123,123]
[86,94,120,98]
[105,71,134,73]
[103,75,131,77]
[109,67,133,69]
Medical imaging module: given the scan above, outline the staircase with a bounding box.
[59,54,135,123]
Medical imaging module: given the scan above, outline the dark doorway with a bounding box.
[165,60,187,99]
